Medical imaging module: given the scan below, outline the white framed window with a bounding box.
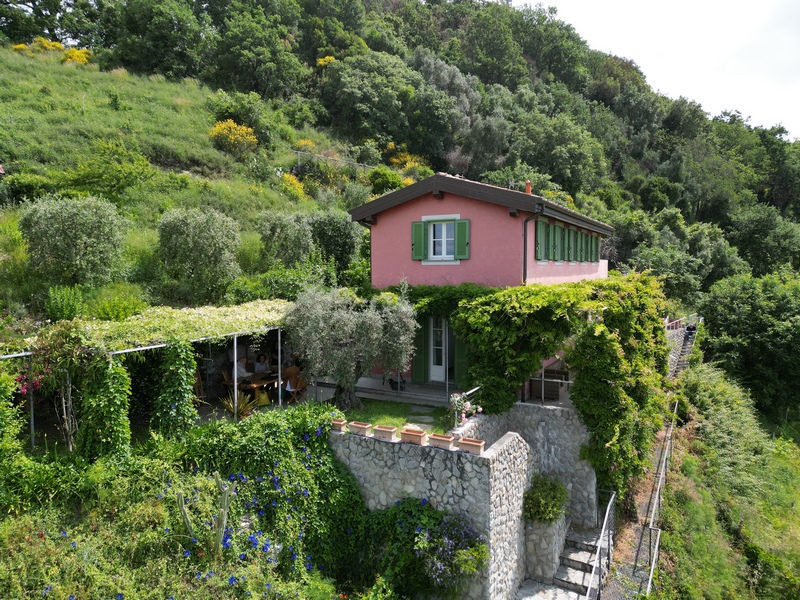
[429,221,455,259]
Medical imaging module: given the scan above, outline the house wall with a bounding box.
[370,192,524,288]
[522,217,608,284]
[329,430,535,600]
[369,193,608,289]
[453,402,597,527]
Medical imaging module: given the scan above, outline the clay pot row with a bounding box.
[330,418,485,456]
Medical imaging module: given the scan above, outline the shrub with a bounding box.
[258,211,315,267]
[278,172,307,202]
[19,194,124,286]
[368,166,402,195]
[84,283,149,321]
[207,90,277,149]
[523,474,568,524]
[44,285,84,321]
[209,119,258,158]
[157,207,241,304]
[151,339,198,439]
[31,37,64,52]
[307,209,361,279]
[224,252,337,303]
[1,172,57,203]
[62,48,91,64]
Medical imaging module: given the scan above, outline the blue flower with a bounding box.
[164,528,170,533]
[207,570,215,577]
[303,432,309,441]
[183,549,190,557]
[228,576,237,585]
[41,585,52,595]
[170,404,177,410]
[116,594,123,600]
[316,426,322,437]
[71,541,76,548]
[420,498,428,506]
[196,573,202,579]
[68,596,75,600]
[157,493,163,499]
[61,531,67,537]
[239,553,246,560]
[396,500,401,506]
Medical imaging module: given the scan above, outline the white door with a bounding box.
[430,316,446,382]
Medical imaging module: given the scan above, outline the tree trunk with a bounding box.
[333,384,364,412]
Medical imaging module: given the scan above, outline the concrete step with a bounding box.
[565,528,602,553]
[554,564,593,596]
[516,579,581,600]
[560,547,595,573]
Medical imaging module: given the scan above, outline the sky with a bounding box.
[515,0,800,140]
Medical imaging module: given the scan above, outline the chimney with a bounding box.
[525,180,531,194]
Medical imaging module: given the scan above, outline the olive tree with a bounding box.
[19,194,124,287]
[157,208,241,304]
[284,287,418,410]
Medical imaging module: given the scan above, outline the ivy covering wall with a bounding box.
[450,272,669,496]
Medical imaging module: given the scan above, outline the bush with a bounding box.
[258,211,315,267]
[84,283,149,321]
[207,90,278,149]
[1,172,57,203]
[224,253,337,303]
[209,119,258,158]
[523,474,568,524]
[44,285,84,321]
[19,194,124,287]
[157,208,241,304]
[368,165,402,195]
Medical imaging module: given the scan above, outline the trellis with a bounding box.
[0,299,292,448]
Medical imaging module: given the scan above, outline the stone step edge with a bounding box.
[554,565,592,596]
[515,580,582,600]
[560,547,595,573]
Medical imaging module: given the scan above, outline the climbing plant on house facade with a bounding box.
[450,272,669,497]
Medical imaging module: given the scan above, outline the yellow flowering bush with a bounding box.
[209,119,258,158]
[12,43,29,53]
[401,177,414,188]
[295,138,315,151]
[317,55,336,68]
[62,48,92,65]
[32,36,64,52]
[279,173,307,202]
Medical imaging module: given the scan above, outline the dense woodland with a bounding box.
[2,1,800,598]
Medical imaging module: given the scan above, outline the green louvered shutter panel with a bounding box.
[454,219,470,259]
[567,229,573,261]
[411,317,429,383]
[555,224,564,261]
[593,236,599,262]
[578,231,585,261]
[536,220,547,260]
[411,221,426,260]
[584,232,590,262]
[453,336,469,389]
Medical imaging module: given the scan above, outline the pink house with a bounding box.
[349,173,613,387]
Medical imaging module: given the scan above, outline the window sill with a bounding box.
[422,259,461,266]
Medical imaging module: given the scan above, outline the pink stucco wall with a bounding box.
[369,191,608,289]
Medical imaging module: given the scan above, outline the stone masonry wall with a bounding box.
[329,430,534,600]
[525,515,568,583]
[453,402,597,527]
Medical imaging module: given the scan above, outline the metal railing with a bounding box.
[643,400,679,595]
[584,489,616,600]
[665,313,701,331]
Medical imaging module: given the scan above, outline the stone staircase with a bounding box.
[668,330,696,379]
[517,528,604,600]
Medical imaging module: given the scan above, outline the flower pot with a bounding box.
[331,418,347,433]
[373,425,397,442]
[428,433,455,450]
[459,437,485,456]
[348,421,372,436]
[400,428,427,445]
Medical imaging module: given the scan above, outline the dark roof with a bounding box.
[349,173,614,235]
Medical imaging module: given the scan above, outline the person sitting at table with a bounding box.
[234,356,254,380]
[254,353,269,373]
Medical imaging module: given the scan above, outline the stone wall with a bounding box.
[453,402,597,527]
[525,515,568,583]
[329,430,535,600]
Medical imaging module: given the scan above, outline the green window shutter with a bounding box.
[536,220,547,260]
[578,231,585,261]
[411,317,429,383]
[411,221,426,260]
[453,336,469,389]
[592,236,599,262]
[585,232,590,262]
[454,219,470,259]
[555,224,563,261]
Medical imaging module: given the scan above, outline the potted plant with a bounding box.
[331,418,347,432]
[449,391,483,427]
[428,433,456,450]
[458,437,485,455]
[348,421,372,436]
[373,425,397,441]
[400,428,427,445]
